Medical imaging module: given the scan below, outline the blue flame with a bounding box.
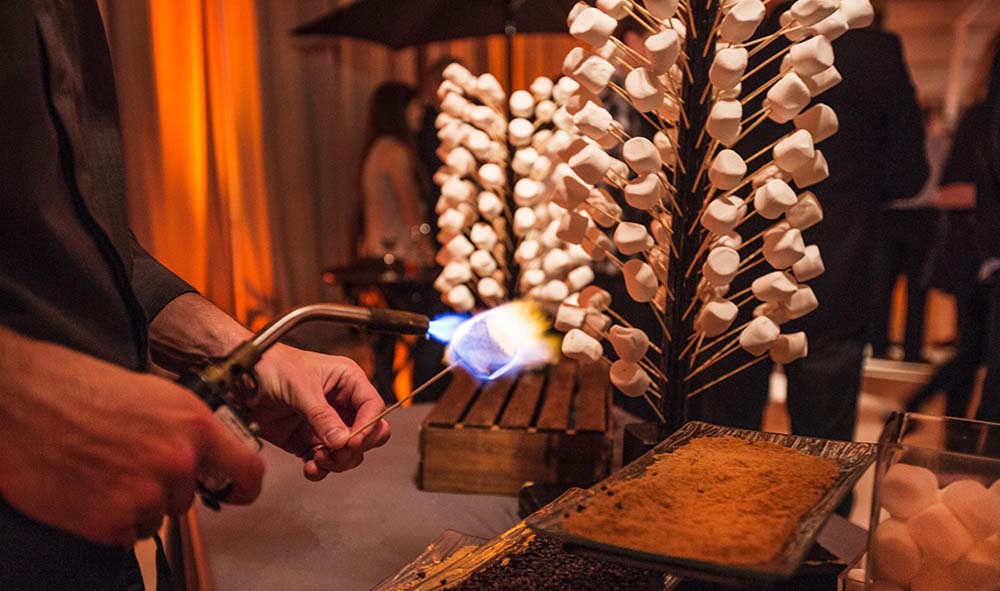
[427,312,471,344]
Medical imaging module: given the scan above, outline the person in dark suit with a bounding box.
[695,3,928,448]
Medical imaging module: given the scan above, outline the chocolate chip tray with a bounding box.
[524,421,877,585]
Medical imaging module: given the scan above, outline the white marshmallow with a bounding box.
[792,150,830,188]
[442,260,473,286]
[770,331,808,363]
[794,103,839,143]
[512,148,539,177]
[509,118,535,147]
[773,129,816,173]
[521,268,546,289]
[514,178,541,206]
[803,65,842,96]
[475,73,506,106]
[553,77,581,105]
[785,284,818,319]
[509,90,536,119]
[583,311,612,338]
[541,280,570,302]
[555,302,588,332]
[567,265,595,291]
[614,222,655,255]
[570,7,619,47]
[442,234,475,262]
[535,100,557,124]
[574,101,614,139]
[470,223,498,251]
[597,0,631,18]
[555,168,593,210]
[478,191,504,221]
[653,130,677,165]
[763,227,807,269]
[754,179,798,219]
[754,302,791,325]
[446,147,477,177]
[787,192,824,230]
[790,35,835,78]
[567,243,591,266]
[908,503,975,564]
[513,207,538,237]
[702,247,741,285]
[478,277,504,302]
[712,232,741,251]
[909,562,960,591]
[790,0,839,27]
[650,218,672,245]
[540,218,561,249]
[646,29,680,75]
[543,248,574,276]
[574,54,617,94]
[697,297,739,337]
[752,271,798,303]
[701,198,742,235]
[623,259,659,303]
[625,67,664,113]
[954,537,1000,591]
[569,144,613,184]
[562,328,604,363]
[438,208,466,235]
[625,174,664,210]
[470,250,497,277]
[708,149,747,190]
[610,361,652,398]
[557,210,589,245]
[752,163,791,189]
[530,154,553,180]
[441,92,472,119]
[644,0,680,19]
[766,72,812,120]
[841,0,875,29]
[442,63,474,88]
[881,463,939,519]
[809,10,850,41]
[710,47,749,91]
[872,518,922,586]
[739,316,780,356]
[623,137,663,175]
[530,76,554,101]
[608,325,649,363]
[941,480,1000,539]
[468,105,500,130]
[465,128,492,158]
[479,163,506,188]
[446,284,476,312]
[792,244,825,282]
[719,0,766,43]
[567,1,590,27]
[707,99,743,147]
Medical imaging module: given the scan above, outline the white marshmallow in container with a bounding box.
[574,55,617,94]
[789,35,835,77]
[446,284,476,312]
[871,518,922,586]
[569,144,614,185]
[702,198,742,235]
[697,297,739,337]
[795,103,839,143]
[567,265,596,292]
[809,10,850,41]
[786,192,823,229]
[610,361,652,398]
[793,150,830,188]
[703,246,741,285]
[739,316,781,356]
[909,562,959,591]
[478,191,504,221]
[841,0,875,28]
[707,99,743,147]
[644,0,680,19]
[513,207,538,237]
[557,210,589,245]
[763,226,806,269]
[646,29,680,75]
[625,67,664,113]
[803,65,842,97]
[792,244,825,281]
[562,328,604,363]
[752,271,798,303]
[755,179,798,219]
[908,503,975,563]
[614,222,655,255]
[770,332,808,363]
[881,463,939,519]
[773,129,816,173]
[623,259,659,302]
[570,7,618,47]
[954,542,1000,591]
[710,47,749,91]
[784,285,818,319]
[555,302,587,332]
[574,101,614,140]
[940,479,1000,539]
[625,174,664,210]
[709,149,747,190]
[470,250,498,277]
[790,0,839,27]
[719,0,766,43]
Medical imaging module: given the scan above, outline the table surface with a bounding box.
[195,404,520,591]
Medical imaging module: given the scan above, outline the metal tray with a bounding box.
[524,421,877,585]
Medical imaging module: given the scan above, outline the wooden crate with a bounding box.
[419,359,613,495]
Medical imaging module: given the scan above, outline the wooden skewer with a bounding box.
[740,68,786,107]
[348,363,458,440]
[741,43,793,83]
[687,338,744,381]
[644,392,667,422]
[688,332,707,368]
[687,354,769,398]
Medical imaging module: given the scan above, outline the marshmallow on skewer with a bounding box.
[710,47,749,91]
[808,10,850,41]
[477,277,505,302]
[529,77,554,104]
[573,54,617,94]
[436,79,464,101]
[701,198,742,235]
[646,29,681,75]
[707,99,743,146]
[562,328,604,363]
[470,223,498,251]
[509,118,535,147]
[708,149,748,190]
[623,137,663,176]
[554,167,593,210]
[623,259,659,303]
[786,191,823,230]
[535,100,557,125]
[583,311,612,339]
[478,191,504,221]
[803,65,842,97]
[645,0,680,19]
[475,73,506,107]
[446,284,476,312]
[713,232,742,250]
[446,147,477,177]
[653,130,677,165]
[573,101,614,140]
[792,150,830,188]
[543,248,574,276]
[520,268,546,290]
[625,67,665,113]
[719,0,766,43]
[566,87,605,116]
[441,92,472,119]
[754,302,791,326]
[596,0,631,19]
[569,144,614,184]
[751,163,791,189]
[794,103,838,143]
[790,0,839,27]
[608,326,650,363]
[754,179,799,219]
[763,226,806,269]
[442,63,475,90]
[579,285,612,311]
[555,302,588,332]
[614,222,655,255]
[841,0,875,29]
[610,361,652,398]
[702,246,741,285]
[766,72,812,119]
[789,35,835,77]
[541,280,570,302]
[784,284,818,319]
[570,7,619,47]
[470,249,498,277]
[509,90,535,118]
[773,129,816,173]
[442,260,473,286]
[752,271,798,303]
[567,265,596,292]
[567,1,590,27]
[553,77,582,105]
[586,191,622,226]
[625,174,665,210]
[792,244,825,282]
[478,163,506,189]
[438,208,466,235]
[557,210,589,245]
[739,316,780,356]
[512,147,539,177]
[514,178,542,207]
[697,297,739,337]
[513,207,538,237]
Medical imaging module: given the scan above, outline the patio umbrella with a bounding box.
[293,0,577,87]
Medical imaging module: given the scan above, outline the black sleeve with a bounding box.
[940,104,987,186]
[129,232,197,321]
[877,35,929,200]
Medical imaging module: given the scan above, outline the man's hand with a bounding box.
[251,346,391,481]
[0,329,264,547]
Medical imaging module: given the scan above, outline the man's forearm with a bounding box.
[147,293,252,373]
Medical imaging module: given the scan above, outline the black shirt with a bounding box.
[1,1,193,588]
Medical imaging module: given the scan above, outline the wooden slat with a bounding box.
[462,376,515,427]
[574,359,611,432]
[498,371,545,428]
[424,368,479,426]
[535,361,577,430]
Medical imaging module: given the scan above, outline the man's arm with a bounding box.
[129,233,198,323]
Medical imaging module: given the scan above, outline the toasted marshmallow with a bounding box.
[478,191,504,220]
[707,99,743,146]
[623,137,663,175]
[625,67,664,113]
[739,316,780,356]
[719,0,766,43]
[624,174,664,210]
[562,328,604,363]
[569,144,613,184]
[570,7,618,47]
[697,297,739,337]
[752,271,798,303]
[710,47,749,91]
[646,29,681,74]
[754,179,798,219]
[763,226,807,269]
[785,284,818,319]
[623,259,659,302]
[766,72,811,118]
[771,332,808,363]
[703,246,741,285]
[792,244,825,281]
[446,284,476,312]
[610,361,652,398]
[773,129,816,173]
[574,101,614,139]
[790,35,835,77]
[567,265,596,291]
[573,54,617,94]
[702,198,742,235]
[792,150,829,188]
[786,192,823,230]
[614,222,655,255]
[709,149,748,190]
[794,103,839,143]
[790,0,839,26]
[803,65,842,96]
